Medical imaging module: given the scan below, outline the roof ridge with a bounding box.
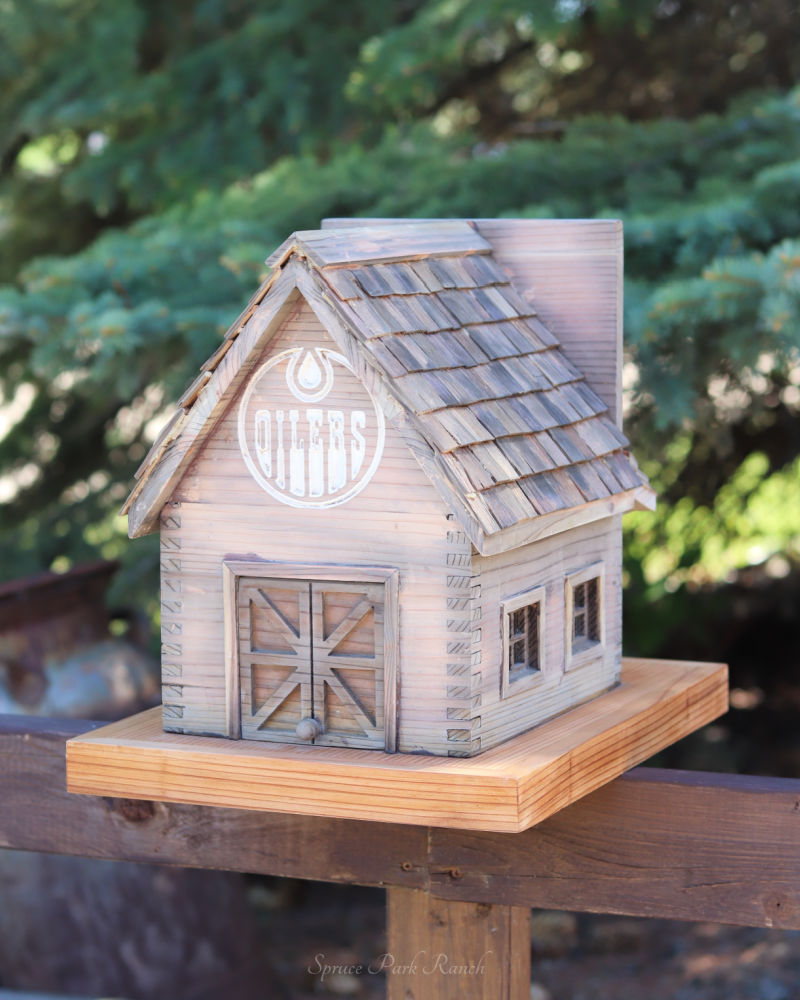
[266,221,490,269]
[123,225,655,549]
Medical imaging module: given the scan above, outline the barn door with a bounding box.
[312,582,385,750]
[238,578,312,743]
[236,574,387,749]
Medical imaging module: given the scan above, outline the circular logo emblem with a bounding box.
[237,347,385,508]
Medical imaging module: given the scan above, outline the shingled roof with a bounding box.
[124,221,654,552]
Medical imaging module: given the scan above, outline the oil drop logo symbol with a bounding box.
[285,348,334,403]
[237,346,385,508]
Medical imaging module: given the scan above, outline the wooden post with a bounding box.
[386,887,531,999]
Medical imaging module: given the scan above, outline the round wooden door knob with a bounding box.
[295,717,323,741]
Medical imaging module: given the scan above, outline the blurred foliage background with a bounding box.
[1,0,799,771]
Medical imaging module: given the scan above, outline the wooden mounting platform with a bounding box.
[66,657,727,833]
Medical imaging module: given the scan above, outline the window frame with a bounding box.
[500,585,545,698]
[564,562,605,670]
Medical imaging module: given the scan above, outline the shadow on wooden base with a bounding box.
[66,657,727,833]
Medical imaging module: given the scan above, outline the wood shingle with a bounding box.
[124,222,654,550]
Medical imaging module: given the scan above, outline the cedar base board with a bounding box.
[66,657,727,833]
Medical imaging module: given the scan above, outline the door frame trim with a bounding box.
[222,560,399,750]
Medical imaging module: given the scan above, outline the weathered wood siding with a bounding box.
[160,298,464,755]
[471,516,622,753]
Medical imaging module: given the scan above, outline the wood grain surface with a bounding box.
[386,887,531,999]
[3,715,800,928]
[65,658,727,832]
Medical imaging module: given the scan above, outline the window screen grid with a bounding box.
[508,601,540,678]
[572,576,600,646]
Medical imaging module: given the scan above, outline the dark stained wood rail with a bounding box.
[2,715,799,998]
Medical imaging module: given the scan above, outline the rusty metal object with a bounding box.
[0,560,158,719]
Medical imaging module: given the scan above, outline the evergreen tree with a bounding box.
[0,0,798,636]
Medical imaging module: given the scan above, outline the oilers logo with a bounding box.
[237,346,385,508]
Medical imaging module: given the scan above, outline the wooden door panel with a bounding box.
[321,684,376,747]
[235,573,388,749]
[312,582,385,749]
[318,592,378,656]
[328,667,378,727]
[242,581,307,653]
[238,578,312,743]
[258,684,304,733]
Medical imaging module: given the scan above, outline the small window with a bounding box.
[572,578,600,651]
[501,587,545,696]
[509,602,540,679]
[565,563,605,667]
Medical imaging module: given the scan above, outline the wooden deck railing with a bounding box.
[1,715,799,999]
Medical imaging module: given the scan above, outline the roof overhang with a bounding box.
[123,263,304,537]
[122,224,656,552]
[123,256,488,543]
[475,484,656,557]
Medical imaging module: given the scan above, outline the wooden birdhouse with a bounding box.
[67,219,727,831]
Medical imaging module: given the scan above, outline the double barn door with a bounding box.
[235,574,388,750]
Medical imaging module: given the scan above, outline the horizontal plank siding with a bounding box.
[473,516,622,752]
[170,300,458,753]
